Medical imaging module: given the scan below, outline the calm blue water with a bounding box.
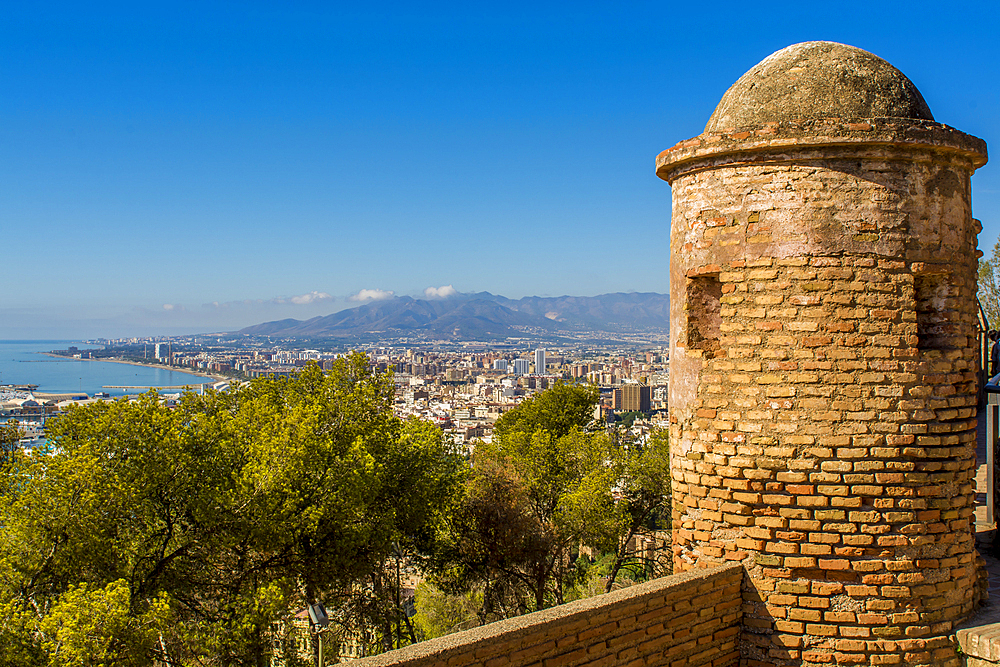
[0,340,212,397]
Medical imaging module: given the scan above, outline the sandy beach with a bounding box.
[41,353,228,384]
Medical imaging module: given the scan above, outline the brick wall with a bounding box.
[347,563,742,667]
[657,119,987,667]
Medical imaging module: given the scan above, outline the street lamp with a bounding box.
[307,603,329,667]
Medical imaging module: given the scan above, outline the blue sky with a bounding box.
[2,1,998,338]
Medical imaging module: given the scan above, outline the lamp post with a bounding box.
[307,603,329,667]
[393,541,403,650]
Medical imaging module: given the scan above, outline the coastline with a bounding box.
[41,353,227,384]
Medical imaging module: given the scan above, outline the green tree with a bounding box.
[980,237,1000,328]
[616,411,645,428]
[491,383,599,444]
[438,383,624,618]
[0,355,463,665]
[431,383,672,623]
[38,580,171,667]
[605,428,671,592]
[411,581,480,640]
[0,420,23,467]
[0,420,25,498]
[435,456,555,623]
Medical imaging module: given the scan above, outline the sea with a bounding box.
[0,340,212,398]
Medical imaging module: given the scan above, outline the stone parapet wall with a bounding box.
[348,563,742,667]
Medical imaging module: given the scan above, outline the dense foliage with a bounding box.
[427,383,670,629]
[980,237,1000,329]
[0,355,462,666]
[0,368,670,663]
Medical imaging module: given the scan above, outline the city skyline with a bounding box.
[3,2,998,339]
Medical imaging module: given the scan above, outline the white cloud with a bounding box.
[424,285,457,299]
[203,299,266,309]
[349,288,395,302]
[201,292,333,309]
[162,304,184,311]
[288,291,332,305]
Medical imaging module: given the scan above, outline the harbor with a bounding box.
[0,340,214,397]
[1,340,222,448]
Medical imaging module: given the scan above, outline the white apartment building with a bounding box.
[534,349,546,374]
[511,359,530,375]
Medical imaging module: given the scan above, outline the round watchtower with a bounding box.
[657,42,988,666]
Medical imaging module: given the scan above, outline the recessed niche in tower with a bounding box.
[915,272,957,350]
[686,276,721,357]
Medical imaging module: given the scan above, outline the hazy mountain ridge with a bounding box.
[237,292,670,340]
[482,292,672,329]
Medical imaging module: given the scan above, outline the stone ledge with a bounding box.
[955,599,1000,663]
[655,118,988,184]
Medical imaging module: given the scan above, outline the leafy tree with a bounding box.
[430,383,672,623]
[980,237,1000,328]
[565,553,640,603]
[616,411,646,428]
[0,420,23,467]
[435,456,556,623]
[604,428,671,592]
[0,355,463,665]
[38,580,171,667]
[436,383,623,618]
[0,420,25,498]
[491,383,598,444]
[411,581,480,640]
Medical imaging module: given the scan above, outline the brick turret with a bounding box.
[657,42,988,666]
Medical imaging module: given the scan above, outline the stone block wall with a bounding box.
[347,563,742,667]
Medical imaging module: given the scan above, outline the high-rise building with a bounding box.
[492,359,508,372]
[511,359,530,375]
[620,384,650,412]
[534,349,546,374]
[612,388,623,410]
[154,343,170,361]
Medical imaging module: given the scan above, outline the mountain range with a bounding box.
[236,292,670,341]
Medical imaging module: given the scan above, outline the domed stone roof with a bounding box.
[705,41,934,132]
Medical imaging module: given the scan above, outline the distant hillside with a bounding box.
[478,292,671,330]
[236,292,669,340]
